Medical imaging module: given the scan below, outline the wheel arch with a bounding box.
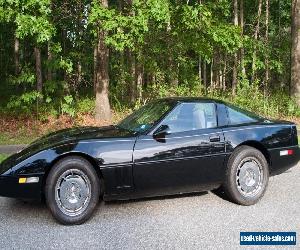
[221,141,271,206]
[237,140,271,167]
[42,152,104,196]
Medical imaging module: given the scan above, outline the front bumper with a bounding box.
[0,175,42,199]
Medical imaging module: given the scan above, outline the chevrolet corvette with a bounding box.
[0,97,299,225]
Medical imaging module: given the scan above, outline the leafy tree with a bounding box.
[291,0,300,106]
[0,0,299,120]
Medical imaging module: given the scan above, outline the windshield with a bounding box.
[118,100,175,133]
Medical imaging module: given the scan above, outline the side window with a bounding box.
[162,102,217,133]
[227,106,257,125]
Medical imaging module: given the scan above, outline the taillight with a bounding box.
[280,150,294,156]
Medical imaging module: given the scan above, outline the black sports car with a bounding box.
[0,97,299,225]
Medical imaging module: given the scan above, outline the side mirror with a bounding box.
[153,125,171,138]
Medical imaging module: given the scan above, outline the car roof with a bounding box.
[159,97,225,104]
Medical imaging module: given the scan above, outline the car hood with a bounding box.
[0,125,135,174]
[31,125,134,145]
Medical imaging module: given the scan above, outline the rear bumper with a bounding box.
[0,175,42,199]
[269,145,300,176]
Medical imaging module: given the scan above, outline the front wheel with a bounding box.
[223,146,269,206]
[45,156,100,225]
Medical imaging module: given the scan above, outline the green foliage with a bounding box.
[0,0,54,43]
[9,66,36,86]
[6,92,78,118]
[137,82,300,119]
[76,98,95,114]
[0,154,8,163]
[15,15,54,43]
[7,91,42,114]
[90,0,170,51]
[61,95,76,117]
[0,0,299,125]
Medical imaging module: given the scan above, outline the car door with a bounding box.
[132,101,226,197]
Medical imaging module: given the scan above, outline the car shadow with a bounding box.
[1,189,230,225]
[5,198,46,209]
[0,198,57,224]
[4,189,226,210]
[105,191,209,205]
[211,188,232,203]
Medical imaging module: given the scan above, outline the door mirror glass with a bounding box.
[153,125,171,137]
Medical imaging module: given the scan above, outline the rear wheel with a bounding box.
[45,156,100,225]
[223,146,269,205]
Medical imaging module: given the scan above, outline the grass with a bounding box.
[0,133,37,145]
[0,154,8,163]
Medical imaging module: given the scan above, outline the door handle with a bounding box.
[209,135,220,142]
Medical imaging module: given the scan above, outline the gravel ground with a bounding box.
[0,164,299,250]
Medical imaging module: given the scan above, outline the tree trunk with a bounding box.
[77,61,82,84]
[232,0,239,96]
[170,62,179,87]
[93,46,97,94]
[291,0,300,106]
[210,59,214,89]
[47,42,53,82]
[135,60,143,101]
[223,54,227,91]
[127,49,136,103]
[219,58,223,89]
[264,0,270,96]
[240,0,246,76]
[198,0,203,86]
[214,53,220,89]
[125,0,136,103]
[94,0,111,121]
[198,56,202,84]
[47,1,53,82]
[34,46,43,93]
[14,36,20,75]
[167,20,178,87]
[251,0,263,83]
[203,61,207,91]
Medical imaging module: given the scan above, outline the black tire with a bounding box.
[223,146,269,206]
[45,156,100,225]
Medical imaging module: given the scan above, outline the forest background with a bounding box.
[0,0,300,145]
